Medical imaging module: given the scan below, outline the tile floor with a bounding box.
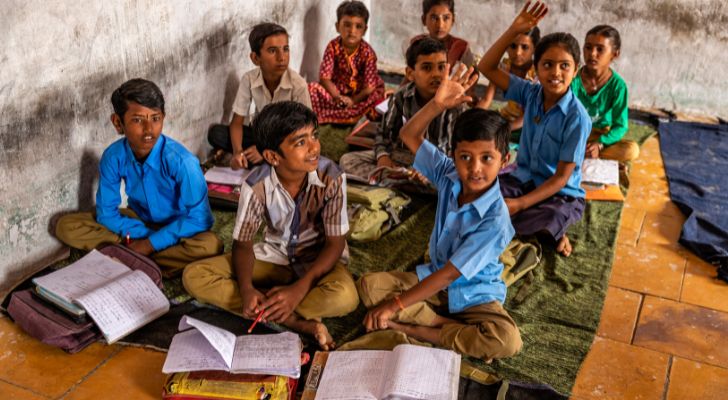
[0,135,726,399]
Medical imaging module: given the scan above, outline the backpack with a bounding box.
[346,184,411,242]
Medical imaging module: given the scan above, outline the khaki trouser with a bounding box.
[55,210,223,275]
[357,271,523,361]
[589,130,640,162]
[182,253,359,321]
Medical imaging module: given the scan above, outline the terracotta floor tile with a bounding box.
[0,318,119,398]
[64,347,166,400]
[634,296,728,368]
[637,212,685,248]
[681,255,728,312]
[597,287,643,343]
[666,357,728,400]
[623,193,675,214]
[616,208,645,246]
[609,242,686,299]
[571,337,669,400]
[0,381,48,400]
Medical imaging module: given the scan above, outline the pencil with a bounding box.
[248,309,264,333]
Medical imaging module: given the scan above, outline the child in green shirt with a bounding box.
[571,25,639,162]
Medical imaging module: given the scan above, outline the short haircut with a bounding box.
[406,37,447,69]
[111,78,165,119]
[336,0,369,24]
[252,101,318,156]
[534,32,581,67]
[422,0,455,16]
[525,27,541,47]
[451,109,510,158]
[586,24,621,51]
[249,22,288,55]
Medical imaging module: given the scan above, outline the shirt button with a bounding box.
[291,257,296,262]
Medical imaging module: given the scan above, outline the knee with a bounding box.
[182,261,213,298]
[324,278,360,316]
[624,141,640,161]
[194,232,224,257]
[356,273,380,308]
[481,322,523,360]
[54,213,89,244]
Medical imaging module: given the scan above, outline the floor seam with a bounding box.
[56,345,123,399]
[0,377,53,399]
[662,355,673,400]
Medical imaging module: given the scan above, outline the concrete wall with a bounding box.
[371,0,728,119]
[0,0,369,298]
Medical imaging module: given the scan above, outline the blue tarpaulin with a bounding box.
[659,121,728,280]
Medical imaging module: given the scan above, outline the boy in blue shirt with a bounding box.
[55,79,222,275]
[358,66,522,361]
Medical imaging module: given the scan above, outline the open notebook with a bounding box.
[204,166,250,186]
[581,158,624,201]
[162,315,302,378]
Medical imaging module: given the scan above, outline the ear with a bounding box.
[250,51,260,66]
[262,149,280,166]
[405,66,415,82]
[362,24,368,36]
[421,15,426,26]
[612,48,620,60]
[500,151,511,169]
[111,113,124,135]
[334,21,340,33]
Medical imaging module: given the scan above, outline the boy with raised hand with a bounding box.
[56,78,222,275]
[357,66,522,361]
[184,102,359,350]
[208,22,311,170]
[340,37,465,183]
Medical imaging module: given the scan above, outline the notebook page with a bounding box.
[230,332,302,378]
[75,270,170,343]
[32,249,130,303]
[582,159,619,186]
[381,345,461,400]
[177,315,237,369]
[162,329,230,373]
[313,350,389,400]
[204,167,250,186]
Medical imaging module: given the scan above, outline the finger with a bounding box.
[521,1,532,14]
[443,63,452,82]
[463,70,479,91]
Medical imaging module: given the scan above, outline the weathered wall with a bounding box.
[0,0,368,298]
[371,0,728,119]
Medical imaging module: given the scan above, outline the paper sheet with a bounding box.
[582,158,620,186]
[178,316,237,368]
[313,350,388,400]
[204,167,250,186]
[231,332,302,378]
[374,99,388,115]
[162,329,230,373]
[75,270,169,343]
[382,345,461,400]
[32,249,130,304]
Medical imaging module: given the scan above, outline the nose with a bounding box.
[436,17,445,29]
[142,119,152,133]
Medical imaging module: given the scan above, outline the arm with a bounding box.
[233,239,267,319]
[477,83,497,110]
[597,82,629,146]
[478,1,547,92]
[506,161,575,215]
[229,113,247,169]
[350,85,375,104]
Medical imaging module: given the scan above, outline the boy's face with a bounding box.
[336,15,367,50]
[507,34,535,68]
[422,4,454,40]
[264,124,321,174]
[536,45,577,99]
[406,52,448,100]
[452,139,506,197]
[111,101,164,160]
[251,33,290,78]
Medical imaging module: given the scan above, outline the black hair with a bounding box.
[336,0,369,24]
[252,101,318,156]
[249,22,288,55]
[534,32,580,67]
[586,24,621,51]
[406,37,447,69]
[111,78,165,119]
[422,0,455,16]
[526,27,540,47]
[451,109,510,158]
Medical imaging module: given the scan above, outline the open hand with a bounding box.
[363,300,398,332]
[585,142,601,159]
[510,1,548,35]
[433,63,479,111]
[261,283,307,323]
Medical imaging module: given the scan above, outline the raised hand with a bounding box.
[509,1,548,35]
[433,63,479,111]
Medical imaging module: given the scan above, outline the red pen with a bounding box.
[125,232,131,245]
[248,309,265,333]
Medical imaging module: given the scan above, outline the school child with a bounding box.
[572,25,638,162]
[183,102,359,349]
[478,1,591,257]
[307,0,385,124]
[208,22,311,170]
[480,27,540,134]
[55,79,222,274]
[357,66,522,361]
[340,37,466,182]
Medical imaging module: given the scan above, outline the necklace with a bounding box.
[582,69,611,94]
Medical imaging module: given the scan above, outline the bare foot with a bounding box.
[282,315,336,350]
[556,234,572,257]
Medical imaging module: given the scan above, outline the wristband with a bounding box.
[393,295,405,311]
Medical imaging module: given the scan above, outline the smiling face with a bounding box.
[251,33,290,80]
[452,139,505,200]
[507,34,535,69]
[536,45,578,100]
[111,101,164,161]
[336,15,367,51]
[583,33,618,73]
[423,4,454,40]
[407,51,448,100]
[266,124,321,175]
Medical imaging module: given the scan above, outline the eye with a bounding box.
[561,62,571,69]
[543,61,552,68]
[152,115,162,122]
[283,46,290,53]
[460,154,471,161]
[131,117,141,123]
[312,131,320,141]
[437,64,446,71]
[422,65,431,72]
[509,43,517,49]
[482,155,494,162]
[443,15,451,22]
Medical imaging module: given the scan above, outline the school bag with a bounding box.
[346,184,411,242]
[6,244,164,353]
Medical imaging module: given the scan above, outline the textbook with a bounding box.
[302,344,461,400]
[162,316,303,378]
[31,249,170,344]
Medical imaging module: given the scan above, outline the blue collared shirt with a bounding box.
[413,141,515,313]
[505,74,591,198]
[96,134,214,251]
